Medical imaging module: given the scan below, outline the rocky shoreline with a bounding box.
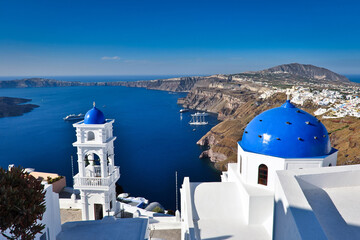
[0,97,39,118]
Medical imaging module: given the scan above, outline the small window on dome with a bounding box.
[88,131,95,141]
[258,164,268,186]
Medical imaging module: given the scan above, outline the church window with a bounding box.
[87,131,95,141]
[258,164,268,186]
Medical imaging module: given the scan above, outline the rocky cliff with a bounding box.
[0,97,39,118]
[0,76,212,92]
[0,78,99,88]
[192,91,360,171]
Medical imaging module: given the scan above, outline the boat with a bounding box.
[63,113,85,121]
[180,109,189,113]
[189,112,208,125]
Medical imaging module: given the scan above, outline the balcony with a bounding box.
[73,166,120,190]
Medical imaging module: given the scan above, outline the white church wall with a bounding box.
[87,191,105,220]
[297,166,360,189]
[248,193,274,225]
[59,198,82,209]
[285,160,322,170]
[227,163,274,231]
[322,151,338,167]
[274,170,327,240]
[241,148,285,190]
[180,177,198,240]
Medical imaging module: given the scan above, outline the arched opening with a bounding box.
[258,164,268,186]
[84,153,101,177]
[87,131,95,141]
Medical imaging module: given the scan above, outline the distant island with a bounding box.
[1,63,359,169]
[0,97,39,118]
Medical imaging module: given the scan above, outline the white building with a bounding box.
[0,168,62,240]
[180,100,340,240]
[72,103,120,221]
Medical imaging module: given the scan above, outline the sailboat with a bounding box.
[189,112,208,125]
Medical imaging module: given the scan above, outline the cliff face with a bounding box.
[0,76,213,92]
[191,91,360,171]
[116,77,203,92]
[195,93,288,170]
[0,78,99,88]
[178,88,249,119]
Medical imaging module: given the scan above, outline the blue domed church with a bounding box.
[237,99,337,190]
[181,99,339,240]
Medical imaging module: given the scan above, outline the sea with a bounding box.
[0,74,359,210]
[0,75,220,210]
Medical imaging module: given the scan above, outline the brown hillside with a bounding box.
[198,93,360,170]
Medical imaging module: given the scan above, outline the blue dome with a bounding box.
[84,106,105,124]
[239,100,331,158]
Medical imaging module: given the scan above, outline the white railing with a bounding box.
[94,166,101,177]
[74,166,120,188]
[181,177,198,240]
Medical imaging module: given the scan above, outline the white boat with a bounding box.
[189,112,208,125]
[63,113,85,121]
[180,109,189,113]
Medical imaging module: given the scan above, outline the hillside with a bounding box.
[195,92,360,170]
[0,78,96,88]
[257,63,350,83]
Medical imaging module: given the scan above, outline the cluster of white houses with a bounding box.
[5,100,360,240]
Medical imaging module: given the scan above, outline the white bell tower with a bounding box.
[72,103,120,220]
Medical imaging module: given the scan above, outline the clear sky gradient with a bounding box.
[0,0,360,76]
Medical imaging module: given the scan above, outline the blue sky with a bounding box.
[0,0,360,76]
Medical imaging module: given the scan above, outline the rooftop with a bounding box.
[183,177,271,240]
[57,217,148,240]
[276,165,360,240]
[240,100,332,158]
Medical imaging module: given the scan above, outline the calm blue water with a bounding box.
[0,75,194,82]
[0,85,220,210]
[0,74,358,210]
[346,75,360,83]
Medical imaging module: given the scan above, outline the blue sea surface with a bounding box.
[0,75,194,82]
[347,75,360,83]
[0,84,220,210]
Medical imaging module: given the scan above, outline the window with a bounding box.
[87,131,95,141]
[258,164,268,186]
[328,163,332,167]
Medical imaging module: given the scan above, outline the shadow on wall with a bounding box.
[274,191,360,240]
[202,236,233,240]
[298,177,360,240]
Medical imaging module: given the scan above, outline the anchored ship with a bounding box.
[63,113,85,121]
[189,112,208,125]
